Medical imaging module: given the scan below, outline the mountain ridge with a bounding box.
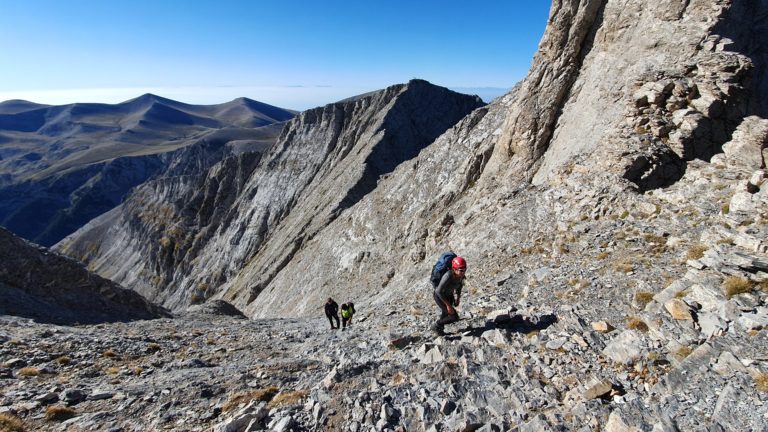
[0,95,294,245]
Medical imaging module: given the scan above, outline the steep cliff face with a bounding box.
[59,80,484,309]
[0,228,169,324]
[233,0,766,318]
[0,95,293,246]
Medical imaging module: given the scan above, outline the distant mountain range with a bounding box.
[0,94,295,245]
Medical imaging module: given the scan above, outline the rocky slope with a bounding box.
[0,228,169,324]
[56,80,484,310]
[5,0,767,430]
[0,95,294,246]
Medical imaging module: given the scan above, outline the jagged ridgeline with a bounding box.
[55,80,485,311]
[0,95,295,246]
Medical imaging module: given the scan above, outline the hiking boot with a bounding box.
[431,324,445,336]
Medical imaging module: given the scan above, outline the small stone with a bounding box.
[583,378,613,400]
[61,388,87,404]
[440,399,456,415]
[592,321,614,333]
[664,299,693,320]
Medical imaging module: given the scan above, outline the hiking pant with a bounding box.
[342,316,352,329]
[433,292,458,333]
[326,313,340,329]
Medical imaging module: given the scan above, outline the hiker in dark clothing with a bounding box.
[324,298,340,329]
[341,303,355,330]
[432,256,466,336]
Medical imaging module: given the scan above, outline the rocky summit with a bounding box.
[2,0,768,431]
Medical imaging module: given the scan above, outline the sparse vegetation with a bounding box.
[55,356,71,365]
[222,387,279,413]
[722,276,754,298]
[146,342,161,352]
[105,367,121,375]
[673,346,693,361]
[103,349,118,359]
[753,372,768,393]
[0,413,25,431]
[758,280,768,293]
[721,204,730,214]
[18,367,40,377]
[626,316,649,332]
[596,251,610,260]
[634,292,654,309]
[45,406,76,421]
[613,259,634,274]
[268,390,309,408]
[686,244,708,260]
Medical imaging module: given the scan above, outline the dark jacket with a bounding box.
[324,300,339,316]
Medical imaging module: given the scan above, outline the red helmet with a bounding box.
[451,256,467,270]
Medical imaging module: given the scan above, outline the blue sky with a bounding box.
[0,1,551,111]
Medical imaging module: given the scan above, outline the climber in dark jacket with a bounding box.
[432,256,466,336]
[324,298,340,329]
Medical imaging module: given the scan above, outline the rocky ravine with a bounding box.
[56,80,484,311]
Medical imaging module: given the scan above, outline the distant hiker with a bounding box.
[324,298,340,330]
[431,254,467,336]
[341,302,356,330]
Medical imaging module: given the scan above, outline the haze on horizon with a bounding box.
[0,1,551,111]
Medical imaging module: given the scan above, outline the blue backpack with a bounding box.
[430,251,457,287]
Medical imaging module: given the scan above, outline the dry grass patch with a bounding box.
[55,356,71,366]
[634,292,654,309]
[596,251,610,260]
[754,372,768,393]
[268,390,310,409]
[222,387,279,413]
[105,367,121,375]
[0,413,25,431]
[45,405,76,421]
[755,280,768,293]
[643,233,667,253]
[686,244,708,261]
[146,343,161,352]
[722,276,754,298]
[673,346,694,361]
[102,349,118,359]
[613,259,634,274]
[17,367,40,377]
[626,317,649,333]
